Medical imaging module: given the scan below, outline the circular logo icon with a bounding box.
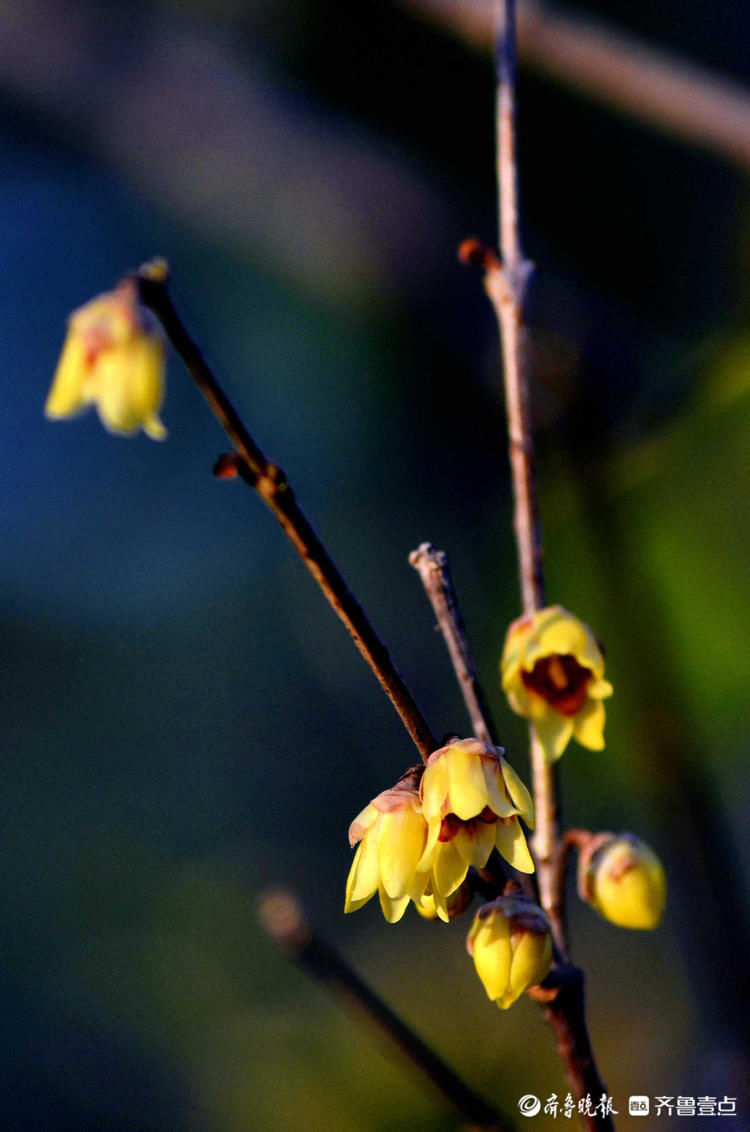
[518,1095,541,1117]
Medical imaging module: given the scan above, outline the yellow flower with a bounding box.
[345,769,430,923]
[501,605,613,762]
[466,892,553,1009]
[580,833,666,930]
[45,279,167,439]
[418,739,535,921]
[414,881,473,922]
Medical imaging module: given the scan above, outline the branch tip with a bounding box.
[136,257,170,286]
[258,889,310,951]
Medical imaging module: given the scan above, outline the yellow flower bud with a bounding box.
[345,769,430,923]
[418,738,535,922]
[501,605,613,762]
[580,833,666,930]
[466,892,553,1009]
[45,279,167,440]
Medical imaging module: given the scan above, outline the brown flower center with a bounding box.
[521,654,591,716]
[439,807,497,842]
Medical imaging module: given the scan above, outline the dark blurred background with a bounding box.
[1,0,748,1127]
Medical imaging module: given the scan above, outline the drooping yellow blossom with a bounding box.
[580,833,666,930]
[45,278,167,439]
[501,605,613,762]
[418,739,535,921]
[415,880,473,922]
[345,769,430,923]
[466,891,553,1009]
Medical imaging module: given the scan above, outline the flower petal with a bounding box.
[472,914,512,1002]
[408,868,432,903]
[95,337,165,437]
[143,413,168,441]
[573,697,606,750]
[377,811,425,898]
[499,757,535,828]
[432,840,469,897]
[509,931,552,1003]
[420,755,450,822]
[587,677,613,700]
[523,607,599,673]
[533,708,574,763]
[44,334,91,419]
[349,802,380,847]
[503,683,535,717]
[454,819,496,868]
[481,756,517,819]
[345,837,379,911]
[446,745,488,820]
[378,889,411,923]
[494,819,535,873]
[417,816,442,871]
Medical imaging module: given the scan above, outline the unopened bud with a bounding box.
[466,892,552,1009]
[579,833,666,930]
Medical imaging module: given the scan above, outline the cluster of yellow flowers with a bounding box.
[344,739,554,1010]
[45,283,667,1014]
[344,606,666,1009]
[345,740,534,925]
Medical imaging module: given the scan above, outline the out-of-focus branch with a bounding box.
[0,0,450,306]
[258,891,509,1131]
[400,0,750,170]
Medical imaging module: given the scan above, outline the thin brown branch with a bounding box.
[408,541,536,907]
[492,0,562,958]
[409,542,497,746]
[258,890,509,1131]
[536,966,616,1130]
[135,262,437,763]
[458,5,614,1127]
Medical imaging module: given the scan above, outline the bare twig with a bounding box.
[536,965,616,1123]
[409,542,497,746]
[458,4,614,1127]
[258,891,509,1131]
[135,263,437,763]
[488,0,563,958]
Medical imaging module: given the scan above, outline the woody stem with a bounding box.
[488,0,562,953]
[135,266,437,764]
[409,542,498,746]
[472,3,614,1126]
